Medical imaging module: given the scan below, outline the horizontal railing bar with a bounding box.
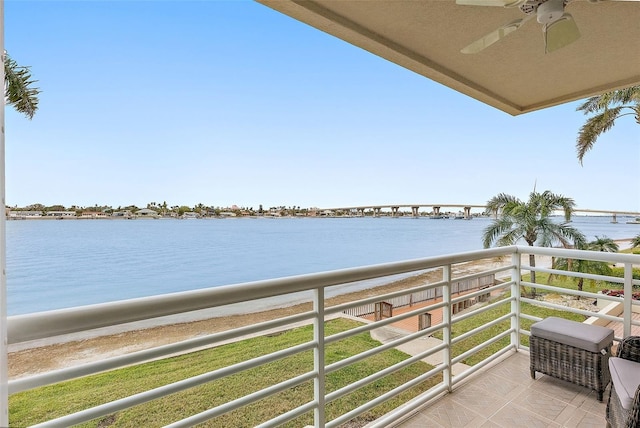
[520,313,542,323]
[325,279,446,316]
[254,401,317,428]
[325,302,447,345]
[522,281,640,310]
[452,329,513,365]
[326,344,444,403]
[524,265,628,285]
[9,246,516,343]
[522,247,640,264]
[326,364,445,428]
[10,310,316,393]
[451,297,512,324]
[325,327,446,375]
[164,372,316,428]
[521,281,609,300]
[452,313,514,345]
[451,345,514,386]
[450,282,510,305]
[520,297,621,322]
[453,264,513,282]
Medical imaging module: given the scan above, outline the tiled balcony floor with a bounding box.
[394,351,608,428]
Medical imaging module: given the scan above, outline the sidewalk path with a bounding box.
[370,325,470,375]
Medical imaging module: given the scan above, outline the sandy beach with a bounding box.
[8,240,633,379]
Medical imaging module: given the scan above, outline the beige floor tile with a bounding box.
[395,412,444,428]
[449,383,509,418]
[489,403,561,428]
[470,372,524,397]
[579,388,609,416]
[511,388,577,425]
[530,375,589,404]
[479,420,503,428]
[563,407,607,428]
[422,400,487,428]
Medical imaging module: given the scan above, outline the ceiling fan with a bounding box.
[457,0,636,54]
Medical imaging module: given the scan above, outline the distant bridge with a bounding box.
[320,204,640,223]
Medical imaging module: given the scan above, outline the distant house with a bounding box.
[8,210,43,219]
[46,211,76,218]
[80,211,108,219]
[182,211,199,219]
[135,208,159,218]
[112,211,134,219]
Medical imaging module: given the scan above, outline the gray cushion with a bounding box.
[530,316,614,353]
[610,357,640,410]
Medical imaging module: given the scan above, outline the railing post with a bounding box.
[511,251,521,350]
[623,263,633,338]
[442,264,452,392]
[313,288,325,427]
[0,3,8,425]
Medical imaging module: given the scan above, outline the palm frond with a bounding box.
[576,106,623,164]
[4,53,40,119]
[576,85,639,164]
[482,218,513,248]
[576,86,640,115]
[485,193,519,216]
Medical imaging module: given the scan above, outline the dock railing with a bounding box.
[4,245,640,427]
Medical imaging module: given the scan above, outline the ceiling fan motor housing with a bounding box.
[537,0,567,24]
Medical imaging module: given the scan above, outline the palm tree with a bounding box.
[551,236,619,293]
[576,85,640,164]
[588,235,619,253]
[551,257,612,294]
[631,234,640,249]
[4,52,40,119]
[482,190,586,294]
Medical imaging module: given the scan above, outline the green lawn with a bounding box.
[10,318,440,428]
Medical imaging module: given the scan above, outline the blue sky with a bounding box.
[4,1,639,212]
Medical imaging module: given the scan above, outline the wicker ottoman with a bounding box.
[530,316,614,401]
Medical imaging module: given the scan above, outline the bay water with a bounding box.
[6,216,639,315]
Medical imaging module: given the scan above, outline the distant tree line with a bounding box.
[8,203,313,218]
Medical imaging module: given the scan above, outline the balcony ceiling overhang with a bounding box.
[257,0,640,115]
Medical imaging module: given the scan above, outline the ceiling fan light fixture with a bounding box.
[544,13,581,53]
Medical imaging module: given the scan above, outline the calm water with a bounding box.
[6,216,639,315]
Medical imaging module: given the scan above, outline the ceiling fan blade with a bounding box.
[456,0,524,6]
[461,19,524,54]
[544,13,580,53]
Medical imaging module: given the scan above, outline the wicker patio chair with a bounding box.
[606,336,640,428]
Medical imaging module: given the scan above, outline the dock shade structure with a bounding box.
[257,0,640,116]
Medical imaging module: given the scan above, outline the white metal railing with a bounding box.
[4,245,640,427]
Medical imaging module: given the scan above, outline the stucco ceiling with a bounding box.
[258,0,640,115]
